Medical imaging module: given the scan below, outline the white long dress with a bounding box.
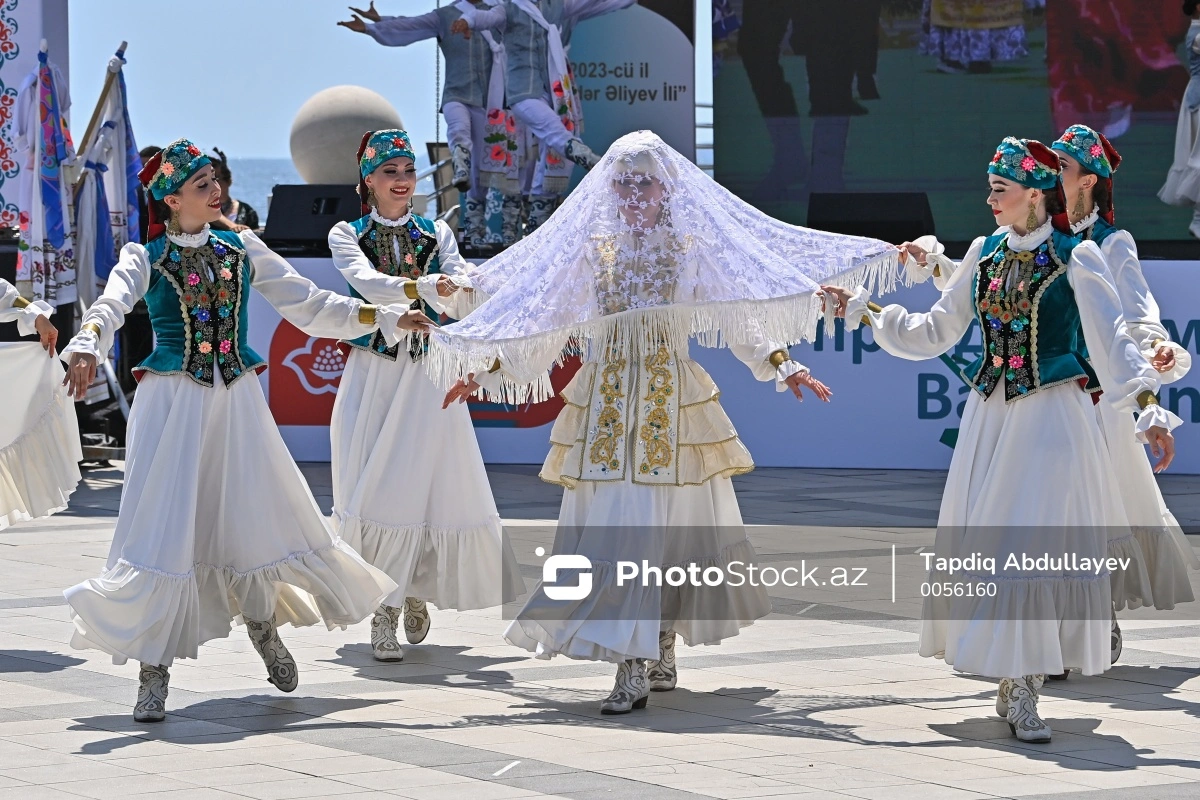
[482,226,787,664]
[61,230,400,667]
[1080,212,1199,610]
[1159,21,1200,207]
[328,211,523,610]
[846,222,1180,678]
[0,280,81,529]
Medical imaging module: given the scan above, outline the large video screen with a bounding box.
[714,0,1200,245]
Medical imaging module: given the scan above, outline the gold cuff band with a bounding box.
[867,301,883,313]
[1152,339,1166,349]
[1137,390,1160,409]
[488,359,501,374]
[358,305,376,326]
[404,281,419,301]
[932,265,941,279]
[82,322,102,337]
[860,314,873,328]
[12,296,29,309]
[767,349,789,368]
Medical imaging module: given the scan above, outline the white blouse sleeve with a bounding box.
[366,11,440,47]
[727,328,807,390]
[844,237,984,360]
[0,277,53,336]
[328,222,415,307]
[417,220,483,320]
[242,232,405,345]
[1100,231,1190,383]
[62,242,153,361]
[1068,241,1182,438]
[460,4,506,30]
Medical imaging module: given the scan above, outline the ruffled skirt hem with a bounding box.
[0,382,81,529]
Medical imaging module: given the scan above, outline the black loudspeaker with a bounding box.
[261,184,362,256]
[806,192,935,244]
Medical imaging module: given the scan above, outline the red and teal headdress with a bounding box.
[355,129,416,213]
[1052,124,1122,225]
[988,137,1071,233]
[137,137,212,240]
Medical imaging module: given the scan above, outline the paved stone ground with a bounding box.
[3,464,1200,799]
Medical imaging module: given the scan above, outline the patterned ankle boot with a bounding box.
[524,195,558,235]
[246,617,299,692]
[451,143,472,191]
[1006,674,1051,743]
[1111,605,1123,664]
[371,604,403,662]
[600,659,649,714]
[996,677,1013,718]
[403,597,430,644]
[646,629,678,691]
[500,194,523,247]
[463,196,487,250]
[133,663,170,722]
[565,138,600,169]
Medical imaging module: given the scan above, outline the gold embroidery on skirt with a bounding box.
[590,357,627,471]
[639,346,675,475]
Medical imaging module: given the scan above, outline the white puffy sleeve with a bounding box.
[459,4,507,30]
[0,277,53,336]
[1068,241,1182,439]
[366,12,440,47]
[242,232,405,345]
[1101,231,1189,383]
[728,330,807,390]
[418,220,482,320]
[843,237,984,360]
[329,222,416,307]
[62,242,153,362]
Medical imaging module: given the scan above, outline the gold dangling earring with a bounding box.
[1026,201,1038,232]
[1073,188,1085,221]
[367,188,377,209]
[167,210,182,235]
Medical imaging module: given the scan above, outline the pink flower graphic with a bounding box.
[1009,355,1024,369]
[1020,156,1036,172]
[186,273,200,286]
[219,340,232,354]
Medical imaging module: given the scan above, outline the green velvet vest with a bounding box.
[136,229,265,387]
[961,230,1099,401]
[342,214,441,360]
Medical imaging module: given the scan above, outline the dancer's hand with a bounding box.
[819,285,853,319]
[397,309,436,331]
[337,14,369,33]
[33,314,58,354]
[898,241,928,266]
[451,18,472,38]
[63,352,97,401]
[1146,426,1175,473]
[436,276,460,297]
[1151,345,1176,374]
[786,371,832,402]
[348,2,381,21]
[443,374,480,408]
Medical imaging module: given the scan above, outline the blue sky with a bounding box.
[69,1,711,161]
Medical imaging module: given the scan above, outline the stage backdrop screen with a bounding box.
[714,0,1200,245]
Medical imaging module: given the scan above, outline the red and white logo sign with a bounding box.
[268,321,343,425]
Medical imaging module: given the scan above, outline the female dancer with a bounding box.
[0,279,80,530]
[61,139,429,721]
[329,129,522,663]
[435,131,896,714]
[1159,0,1200,238]
[822,137,1181,743]
[1053,124,1197,655]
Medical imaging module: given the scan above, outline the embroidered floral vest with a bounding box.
[136,230,264,388]
[961,230,1099,401]
[342,214,441,361]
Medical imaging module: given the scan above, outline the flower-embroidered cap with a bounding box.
[139,138,212,200]
[359,129,415,179]
[1051,124,1121,178]
[988,137,1060,190]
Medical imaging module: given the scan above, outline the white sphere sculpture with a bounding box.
[289,86,404,184]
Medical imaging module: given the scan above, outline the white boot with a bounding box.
[246,617,299,692]
[133,663,169,722]
[451,143,472,192]
[565,138,600,170]
[996,677,1013,718]
[646,629,677,691]
[600,659,649,714]
[403,597,431,644]
[371,604,403,662]
[1111,605,1123,664]
[1006,675,1051,743]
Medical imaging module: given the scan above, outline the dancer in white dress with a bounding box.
[1158,1,1200,238]
[0,278,81,529]
[60,139,430,721]
[822,137,1182,743]
[1052,125,1197,669]
[329,129,522,663]
[434,131,899,714]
